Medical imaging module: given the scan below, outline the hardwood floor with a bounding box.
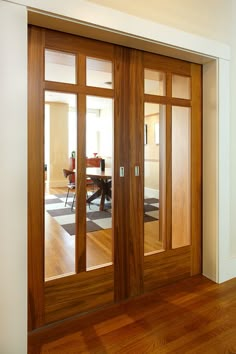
[45,188,162,279]
[28,275,236,353]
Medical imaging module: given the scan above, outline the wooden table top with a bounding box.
[86,167,112,178]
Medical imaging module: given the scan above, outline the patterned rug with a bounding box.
[45,193,159,236]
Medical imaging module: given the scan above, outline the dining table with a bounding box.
[86,167,112,211]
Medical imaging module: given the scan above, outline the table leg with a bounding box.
[86,178,112,211]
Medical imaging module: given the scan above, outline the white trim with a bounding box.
[218,58,235,282]
[202,59,218,282]
[4,0,230,60]
[144,188,159,199]
[0,2,27,353]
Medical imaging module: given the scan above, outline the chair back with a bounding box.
[63,169,75,184]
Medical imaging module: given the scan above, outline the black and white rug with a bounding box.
[45,194,159,236]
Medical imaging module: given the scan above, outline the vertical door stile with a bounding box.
[165,73,173,251]
[28,26,45,331]
[76,53,86,273]
[76,94,87,273]
[129,49,144,297]
[78,53,86,88]
[113,46,130,301]
[190,64,202,275]
[159,102,167,246]
[165,104,172,251]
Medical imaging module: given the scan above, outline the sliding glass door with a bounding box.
[28,26,202,330]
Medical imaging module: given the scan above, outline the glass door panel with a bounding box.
[144,69,166,96]
[45,49,76,84]
[86,57,113,89]
[86,96,113,270]
[172,75,191,99]
[144,102,165,255]
[172,106,191,248]
[44,91,77,280]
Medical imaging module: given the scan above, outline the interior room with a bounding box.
[44,59,162,279]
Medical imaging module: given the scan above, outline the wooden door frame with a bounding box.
[28,26,116,330]
[142,52,202,292]
[28,26,202,331]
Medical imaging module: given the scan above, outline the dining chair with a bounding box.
[62,169,76,210]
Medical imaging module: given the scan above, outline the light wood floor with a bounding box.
[45,188,162,280]
[28,275,236,353]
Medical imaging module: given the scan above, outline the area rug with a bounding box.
[45,193,159,236]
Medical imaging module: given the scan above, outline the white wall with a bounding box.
[0,2,27,353]
[87,0,232,44]
[230,1,236,258]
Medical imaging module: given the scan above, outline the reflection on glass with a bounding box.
[86,96,113,270]
[172,106,191,248]
[45,49,76,84]
[86,57,113,89]
[172,75,191,99]
[144,103,165,255]
[144,69,166,96]
[44,91,77,280]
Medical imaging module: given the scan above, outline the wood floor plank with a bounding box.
[28,275,236,353]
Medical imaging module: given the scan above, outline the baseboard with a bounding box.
[144,187,159,199]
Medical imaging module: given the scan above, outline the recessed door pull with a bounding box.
[120,166,125,177]
[135,166,139,176]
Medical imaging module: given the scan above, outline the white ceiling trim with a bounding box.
[4,0,230,61]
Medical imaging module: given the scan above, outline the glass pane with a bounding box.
[144,69,166,96]
[172,106,191,248]
[144,102,165,255]
[44,91,77,280]
[45,49,76,84]
[172,75,191,99]
[86,96,113,269]
[86,57,113,89]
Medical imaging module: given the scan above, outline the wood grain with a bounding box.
[44,190,161,278]
[45,27,114,60]
[76,93,87,273]
[28,26,202,331]
[45,209,75,279]
[171,105,191,248]
[45,266,114,324]
[190,63,202,275]
[144,51,191,77]
[144,94,192,107]
[165,104,172,251]
[143,51,202,290]
[28,25,117,330]
[28,26,45,331]
[113,46,130,301]
[128,49,144,297]
[144,221,163,254]
[144,246,191,292]
[29,276,236,354]
[44,80,114,98]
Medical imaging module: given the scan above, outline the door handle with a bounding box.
[134,166,139,176]
[120,166,125,177]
